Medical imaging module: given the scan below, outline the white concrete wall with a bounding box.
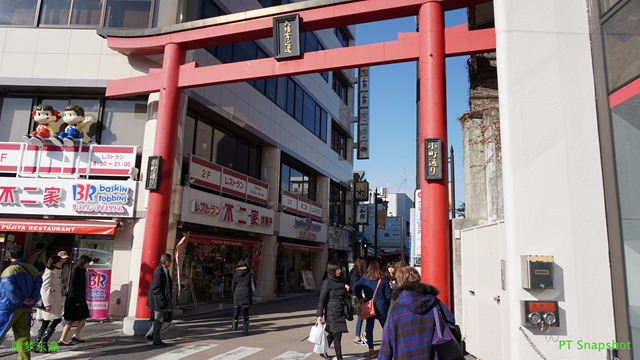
[494,0,615,358]
[0,28,155,86]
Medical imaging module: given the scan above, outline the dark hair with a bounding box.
[47,255,62,270]
[160,253,172,264]
[73,255,92,272]
[9,245,24,259]
[326,260,342,279]
[354,257,367,276]
[64,104,85,117]
[364,261,384,280]
[35,104,56,113]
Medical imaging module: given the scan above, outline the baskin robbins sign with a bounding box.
[0,178,136,218]
[278,212,327,243]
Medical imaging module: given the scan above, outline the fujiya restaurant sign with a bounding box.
[181,187,274,235]
[278,213,327,243]
[0,178,136,218]
[188,155,268,205]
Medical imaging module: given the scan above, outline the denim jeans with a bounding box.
[364,314,387,350]
[355,315,363,338]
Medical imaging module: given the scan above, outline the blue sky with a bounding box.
[354,10,469,205]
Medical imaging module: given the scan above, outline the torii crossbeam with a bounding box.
[100,0,495,319]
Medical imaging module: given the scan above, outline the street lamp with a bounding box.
[374,188,379,258]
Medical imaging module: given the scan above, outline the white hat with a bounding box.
[57,251,69,259]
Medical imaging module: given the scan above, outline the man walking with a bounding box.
[0,245,43,359]
[145,253,173,346]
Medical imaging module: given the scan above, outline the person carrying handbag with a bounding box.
[316,261,350,360]
[353,261,391,358]
[349,257,367,346]
[378,266,462,360]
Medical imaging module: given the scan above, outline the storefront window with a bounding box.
[0,0,37,25]
[0,97,33,142]
[611,94,640,358]
[40,97,101,143]
[603,0,640,91]
[176,238,262,306]
[105,0,152,28]
[76,236,114,269]
[100,99,147,147]
[276,246,311,295]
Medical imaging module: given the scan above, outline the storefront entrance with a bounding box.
[275,241,322,296]
[175,233,262,307]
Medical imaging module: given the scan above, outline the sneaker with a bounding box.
[353,338,366,345]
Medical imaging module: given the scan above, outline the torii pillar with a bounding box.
[419,1,450,307]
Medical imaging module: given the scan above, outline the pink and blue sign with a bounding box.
[86,269,111,320]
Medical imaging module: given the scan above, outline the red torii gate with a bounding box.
[102,0,495,319]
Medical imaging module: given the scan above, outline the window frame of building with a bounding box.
[329,182,346,225]
[280,160,316,201]
[330,120,347,159]
[37,0,103,27]
[0,97,35,142]
[0,0,154,28]
[601,0,640,92]
[184,108,262,179]
[334,27,350,48]
[332,71,351,105]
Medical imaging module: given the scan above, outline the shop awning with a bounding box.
[281,242,324,253]
[0,218,118,235]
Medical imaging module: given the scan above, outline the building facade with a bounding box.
[0,0,356,323]
[460,0,639,359]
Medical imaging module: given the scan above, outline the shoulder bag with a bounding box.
[359,279,381,319]
[432,305,464,360]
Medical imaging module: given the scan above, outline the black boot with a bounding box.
[232,320,238,331]
[242,321,249,336]
[34,320,49,353]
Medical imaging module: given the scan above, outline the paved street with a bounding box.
[0,295,387,360]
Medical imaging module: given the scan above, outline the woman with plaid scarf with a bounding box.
[378,266,457,360]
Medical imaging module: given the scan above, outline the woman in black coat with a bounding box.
[59,255,91,345]
[231,259,253,335]
[316,260,349,360]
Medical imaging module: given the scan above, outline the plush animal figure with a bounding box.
[50,104,96,147]
[23,104,60,146]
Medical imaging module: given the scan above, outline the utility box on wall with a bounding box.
[521,255,554,289]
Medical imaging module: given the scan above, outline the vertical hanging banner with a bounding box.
[273,14,301,60]
[357,67,370,159]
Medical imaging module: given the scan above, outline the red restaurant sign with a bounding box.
[0,218,118,235]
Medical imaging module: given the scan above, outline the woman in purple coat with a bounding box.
[378,266,457,360]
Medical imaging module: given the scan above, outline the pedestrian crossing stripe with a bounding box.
[34,350,93,359]
[207,346,261,360]
[272,351,313,360]
[147,344,218,359]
